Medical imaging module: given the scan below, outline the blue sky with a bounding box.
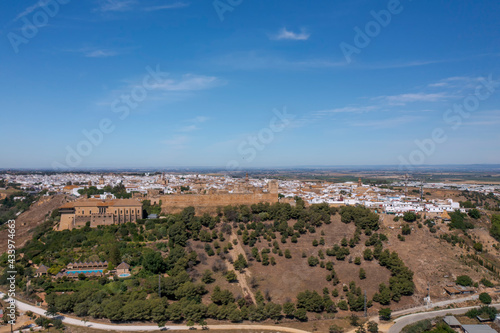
[1,0,499,169]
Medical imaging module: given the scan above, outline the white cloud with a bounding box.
[271,28,310,41]
[376,93,448,105]
[96,0,136,12]
[178,116,209,132]
[428,82,448,88]
[428,76,483,88]
[15,0,50,21]
[163,135,189,148]
[193,116,209,123]
[96,0,188,13]
[143,2,189,11]
[149,74,222,92]
[178,124,198,132]
[463,110,500,126]
[351,115,421,128]
[313,106,378,116]
[85,49,118,58]
[211,51,345,70]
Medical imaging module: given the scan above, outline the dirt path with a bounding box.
[228,232,257,304]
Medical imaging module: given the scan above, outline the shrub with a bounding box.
[479,292,492,304]
[308,256,319,267]
[402,224,411,235]
[468,209,480,219]
[359,268,366,280]
[329,325,343,333]
[338,300,348,311]
[379,308,391,321]
[473,242,483,252]
[456,275,473,286]
[480,278,494,287]
[403,212,417,222]
[225,270,237,282]
[490,214,500,241]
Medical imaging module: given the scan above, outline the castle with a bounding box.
[58,198,143,230]
[149,178,279,214]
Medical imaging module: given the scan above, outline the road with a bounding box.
[0,292,310,333]
[388,303,500,333]
[2,291,491,333]
[391,295,479,317]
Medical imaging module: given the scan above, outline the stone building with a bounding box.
[35,264,49,277]
[58,198,143,230]
[149,180,279,214]
[116,262,131,275]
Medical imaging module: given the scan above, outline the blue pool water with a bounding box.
[66,269,104,274]
[118,273,131,277]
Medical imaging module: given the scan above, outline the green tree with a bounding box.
[308,256,319,267]
[403,212,417,222]
[329,325,344,333]
[211,286,235,305]
[490,215,500,241]
[52,318,64,330]
[283,302,295,318]
[363,248,373,261]
[402,224,411,235]
[143,251,166,274]
[479,292,492,304]
[359,268,366,280]
[349,314,360,327]
[338,300,348,311]
[296,290,325,312]
[367,321,378,333]
[468,209,480,219]
[45,304,58,317]
[202,270,215,284]
[480,278,494,287]
[379,308,391,321]
[226,270,238,282]
[294,308,308,321]
[456,275,473,286]
[234,254,248,272]
[474,242,483,252]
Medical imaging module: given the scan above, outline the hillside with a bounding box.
[0,194,70,254]
[1,198,499,329]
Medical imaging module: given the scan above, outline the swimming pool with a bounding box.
[118,273,131,278]
[66,269,104,274]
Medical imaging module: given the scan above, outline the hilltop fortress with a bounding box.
[148,176,279,214]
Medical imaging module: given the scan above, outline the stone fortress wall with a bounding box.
[149,180,279,214]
